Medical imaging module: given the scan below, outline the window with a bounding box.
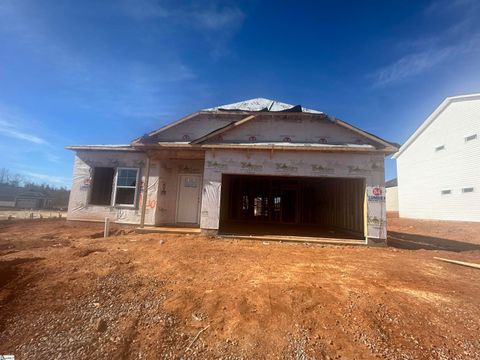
[435,145,445,152]
[462,187,474,193]
[242,195,249,211]
[273,196,281,212]
[253,196,268,217]
[114,168,139,206]
[90,167,115,205]
[441,189,451,195]
[465,134,477,142]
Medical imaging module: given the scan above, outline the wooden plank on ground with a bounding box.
[434,257,480,270]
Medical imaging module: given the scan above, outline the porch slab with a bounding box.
[136,226,201,234]
[220,234,366,246]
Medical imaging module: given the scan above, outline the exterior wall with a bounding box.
[67,151,159,225]
[152,112,377,147]
[16,198,40,209]
[386,186,399,212]
[211,115,375,145]
[153,113,246,142]
[397,98,480,221]
[200,149,387,239]
[155,158,204,225]
[0,200,15,207]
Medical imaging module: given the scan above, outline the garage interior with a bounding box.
[219,174,365,240]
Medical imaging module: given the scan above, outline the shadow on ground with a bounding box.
[388,231,480,252]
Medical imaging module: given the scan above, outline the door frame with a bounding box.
[175,173,203,225]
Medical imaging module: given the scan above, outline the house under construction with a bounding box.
[66,98,398,245]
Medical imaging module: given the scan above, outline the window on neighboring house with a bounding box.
[465,134,477,142]
[462,187,474,193]
[435,145,445,152]
[90,167,115,205]
[114,168,139,206]
[441,189,451,195]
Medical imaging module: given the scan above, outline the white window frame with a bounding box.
[112,167,140,207]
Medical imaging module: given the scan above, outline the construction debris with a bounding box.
[434,257,480,269]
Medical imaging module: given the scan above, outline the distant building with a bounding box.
[0,184,52,209]
[394,93,480,221]
[0,185,18,207]
[385,178,398,213]
[15,190,52,209]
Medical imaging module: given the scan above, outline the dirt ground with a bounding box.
[0,218,479,359]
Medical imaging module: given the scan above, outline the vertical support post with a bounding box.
[139,155,151,228]
[104,217,110,238]
[364,180,368,244]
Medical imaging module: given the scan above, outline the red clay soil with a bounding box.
[0,219,479,359]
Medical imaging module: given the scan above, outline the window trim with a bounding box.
[112,167,140,208]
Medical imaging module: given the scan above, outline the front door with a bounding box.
[176,174,202,224]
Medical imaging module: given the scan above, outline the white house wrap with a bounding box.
[66,98,397,245]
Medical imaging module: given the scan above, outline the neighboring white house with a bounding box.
[66,98,398,245]
[385,178,398,213]
[393,93,480,222]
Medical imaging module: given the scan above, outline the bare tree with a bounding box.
[0,168,9,184]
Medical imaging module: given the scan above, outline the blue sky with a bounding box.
[1,0,479,187]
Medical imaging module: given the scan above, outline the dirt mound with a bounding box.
[0,220,479,359]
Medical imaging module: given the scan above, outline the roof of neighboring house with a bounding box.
[393,93,480,159]
[385,178,397,188]
[67,98,399,154]
[65,144,140,152]
[16,189,51,199]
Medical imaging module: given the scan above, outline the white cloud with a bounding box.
[369,0,480,88]
[0,118,48,145]
[120,0,169,19]
[120,0,245,58]
[20,170,68,185]
[370,31,480,87]
[0,0,86,76]
[425,0,478,15]
[121,0,245,31]
[194,6,245,30]
[370,47,455,87]
[0,1,200,120]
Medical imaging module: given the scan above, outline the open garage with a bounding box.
[219,174,366,240]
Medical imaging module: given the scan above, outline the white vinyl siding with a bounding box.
[397,97,480,222]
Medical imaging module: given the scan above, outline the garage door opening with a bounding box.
[219,174,365,240]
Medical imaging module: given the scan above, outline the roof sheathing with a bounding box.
[203,97,322,114]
